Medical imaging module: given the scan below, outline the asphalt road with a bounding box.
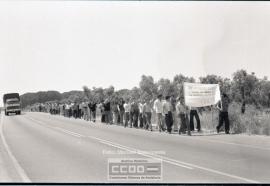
[0,112,270,183]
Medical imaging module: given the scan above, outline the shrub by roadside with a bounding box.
[200,102,270,136]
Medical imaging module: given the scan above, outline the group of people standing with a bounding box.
[99,94,204,134]
[29,92,230,135]
[153,95,202,134]
[100,98,154,131]
[33,101,97,122]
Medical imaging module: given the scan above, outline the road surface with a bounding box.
[0,112,270,183]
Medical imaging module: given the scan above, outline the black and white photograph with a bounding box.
[0,1,269,184]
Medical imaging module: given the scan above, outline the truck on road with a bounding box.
[3,93,21,115]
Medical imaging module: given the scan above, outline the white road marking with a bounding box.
[87,135,259,183]
[24,114,260,183]
[97,138,193,170]
[53,127,82,138]
[0,114,31,182]
[30,113,270,151]
[25,116,82,138]
[25,115,192,169]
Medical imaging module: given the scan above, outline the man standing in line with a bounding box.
[130,100,139,128]
[112,100,119,125]
[90,101,97,122]
[189,107,201,132]
[143,99,153,131]
[104,99,111,124]
[72,102,77,118]
[79,102,83,119]
[124,99,131,127]
[176,97,189,134]
[100,101,105,123]
[82,101,89,121]
[170,95,178,132]
[118,98,125,126]
[163,96,173,134]
[154,95,164,132]
[138,101,144,128]
[66,102,71,118]
[85,101,90,121]
[216,93,230,134]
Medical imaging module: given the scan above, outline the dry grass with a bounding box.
[201,102,270,135]
[95,103,270,135]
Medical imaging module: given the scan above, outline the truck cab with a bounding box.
[3,93,21,115]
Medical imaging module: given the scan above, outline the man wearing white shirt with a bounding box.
[139,101,144,128]
[124,99,131,127]
[154,94,164,132]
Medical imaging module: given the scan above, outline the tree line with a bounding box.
[21,69,270,113]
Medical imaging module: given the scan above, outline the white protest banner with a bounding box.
[184,83,221,107]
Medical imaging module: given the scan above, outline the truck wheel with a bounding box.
[18,111,21,115]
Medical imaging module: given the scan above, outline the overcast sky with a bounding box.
[1,1,270,106]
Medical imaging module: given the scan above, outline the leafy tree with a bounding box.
[92,87,105,103]
[173,74,195,99]
[104,86,115,100]
[130,87,141,101]
[156,78,175,98]
[83,86,91,101]
[252,78,270,108]
[21,69,270,112]
[199,75,232,96]
[231,70,259,113]
[117,89,131,102]
[20,91,62,107]
[139,75,157,102]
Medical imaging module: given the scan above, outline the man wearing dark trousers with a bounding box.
[163,96,173,134]
[90,101,97,122]
[216,93,230,134]
[130,100,139,128]
[189,107,201,132]
[104,99,111,124]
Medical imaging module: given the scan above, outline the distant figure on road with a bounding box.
[154,94,164,132]
[216,93,230,134]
